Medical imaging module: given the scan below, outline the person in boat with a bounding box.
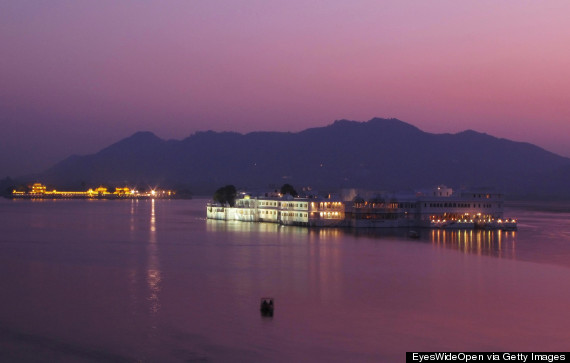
[260,298,274,314]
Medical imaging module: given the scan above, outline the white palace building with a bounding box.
[206,185,517,230]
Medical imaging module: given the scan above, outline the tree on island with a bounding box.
[0,177,17,197]
[280,183,298,197]
[213,185,237,206]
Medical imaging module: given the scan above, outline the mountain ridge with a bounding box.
[23,118,570,198]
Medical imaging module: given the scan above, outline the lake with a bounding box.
[0,198,569,362]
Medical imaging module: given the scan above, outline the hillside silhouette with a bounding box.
[31,118,570,198]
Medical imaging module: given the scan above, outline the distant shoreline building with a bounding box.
[12,183,174,199]
[206,185,516,230]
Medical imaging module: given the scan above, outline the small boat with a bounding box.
[260,297,274,317]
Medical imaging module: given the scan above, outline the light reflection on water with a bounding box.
[206,219,307,236]
[209,219,520,261]
[429,229,517,260]
[206,212,570,268]
[147,199,161,317]
[206,207,570,270]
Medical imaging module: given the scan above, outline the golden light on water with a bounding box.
[147,198,161,317]
[150,198,156,234]
[430,229,517,260]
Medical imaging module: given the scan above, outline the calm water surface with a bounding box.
[0,198,569,362]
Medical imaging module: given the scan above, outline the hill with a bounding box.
[29,118,570,198]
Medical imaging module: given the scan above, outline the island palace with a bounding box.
[207,185,517,230]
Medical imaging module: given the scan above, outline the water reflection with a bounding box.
[150,199,156,236]
[122,198,163,359]
[307,229,342,301]
[207,219,518,261]
[429,229,516,259]
[309,228,342,240]
[147,199,161,315]
[206,219,344,302]
[206,219,308,236]
[339,227,517,260]
[130,199,137,232]
[128,200,138,316]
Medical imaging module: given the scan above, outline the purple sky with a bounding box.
[2,1,570,177]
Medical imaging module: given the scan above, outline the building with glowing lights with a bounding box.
[12,183,175,199]
[207,193,346,227]
[206,186,517,230]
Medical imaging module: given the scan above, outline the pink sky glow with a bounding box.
[1,1,569,176]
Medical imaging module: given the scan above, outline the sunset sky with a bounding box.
[2,1,569,176]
